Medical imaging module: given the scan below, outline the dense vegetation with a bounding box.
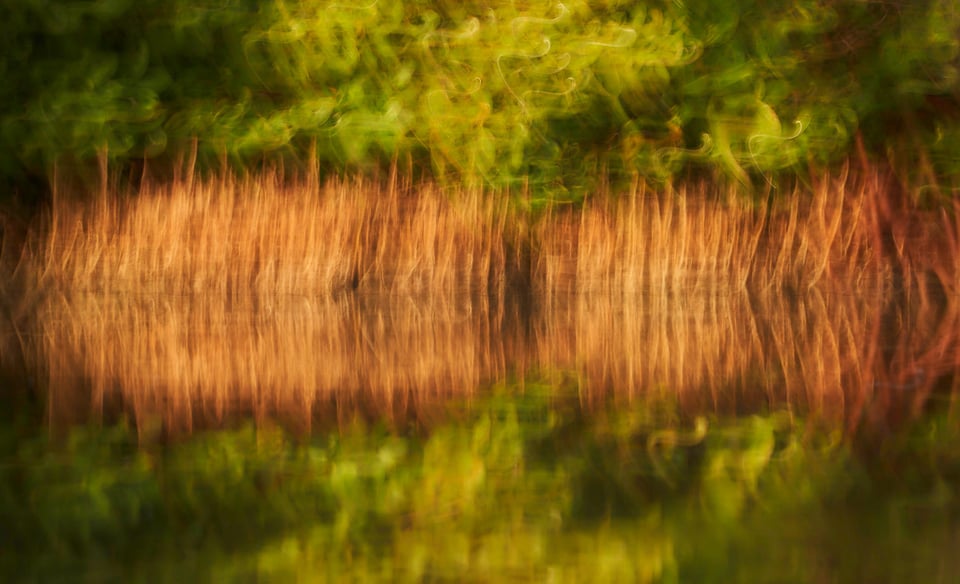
[3,4,959,580]
[2,387,958,581]
[3,0,959,201]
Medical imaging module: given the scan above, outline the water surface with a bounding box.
[1,281,958,581]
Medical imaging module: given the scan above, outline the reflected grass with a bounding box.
[34,291,524,437]
[534,280,960,429]
[26,268,960,438]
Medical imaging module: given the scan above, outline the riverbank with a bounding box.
[5,161,957,303]
[1,161,957,437]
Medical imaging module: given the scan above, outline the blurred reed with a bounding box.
[34,291,527,437]
[28,266,958,438]
[34,164,513,297]
[25,160,955,300]
[531,280,958,431]
[7,159,959,436]
[533,162,895,299]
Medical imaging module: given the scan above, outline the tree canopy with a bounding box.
[2,0,958,197]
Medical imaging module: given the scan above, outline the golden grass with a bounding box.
[24,159,950,300]
[533,163,893,299]
[534,180,763,298]
[35,165,512,297]
[6,160,959,436]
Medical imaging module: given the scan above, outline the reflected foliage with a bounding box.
[2,387,958,581]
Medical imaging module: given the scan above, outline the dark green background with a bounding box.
[3,0,958,201]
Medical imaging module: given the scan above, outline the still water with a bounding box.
[1,282,958,581]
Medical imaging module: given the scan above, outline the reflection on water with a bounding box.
[2,268,959,581]
[7,273,957,438]
[21,291,524,435]
[2,150,959,581]
[1,389,958,582]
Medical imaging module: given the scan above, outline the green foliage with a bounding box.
[2,0,959,198]
[2,388,959,581]
[6,423,160,556]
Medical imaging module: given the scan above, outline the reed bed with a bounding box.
[533,163,895,300]
[533,180,764,298]
[23,159,952,300]
[7,160,960,435]
[34,166,512,297]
